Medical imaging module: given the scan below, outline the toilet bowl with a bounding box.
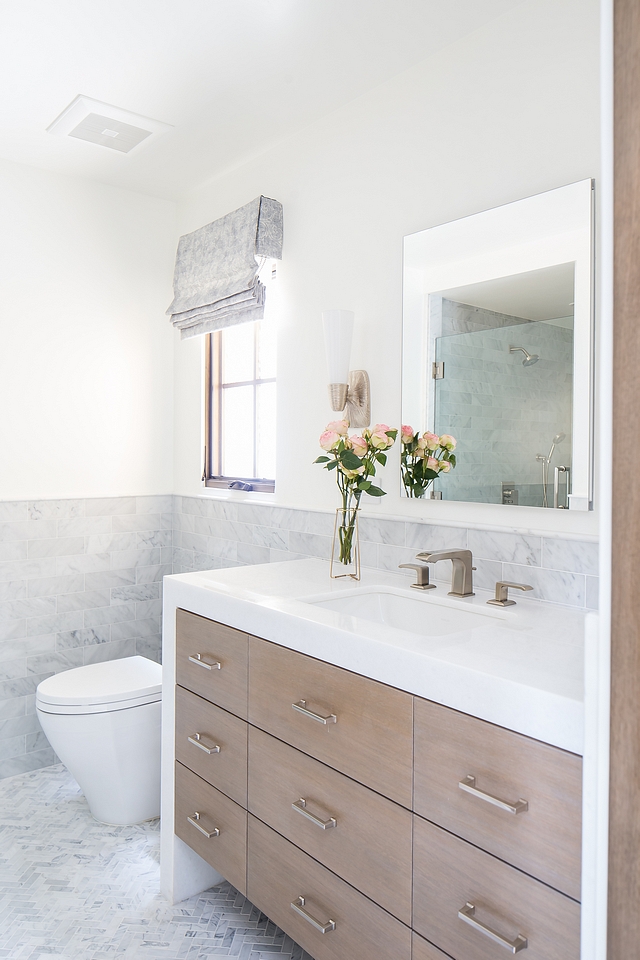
[36,656,162,825]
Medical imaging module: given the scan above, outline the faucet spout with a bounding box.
[414,549,475,597]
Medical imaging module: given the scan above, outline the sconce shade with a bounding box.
[322,310,354,384]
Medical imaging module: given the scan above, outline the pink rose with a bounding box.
[426,457,440,471]
[423,432,440,451]
[401,425,414,444]
[326,419,349,436]
[415,437,428,458]
[439,434,457,451]
[319,430,340,452]
[350,435,368,458]
[370,424,394,450]
[340,464,365,479]
[439,460,451,473]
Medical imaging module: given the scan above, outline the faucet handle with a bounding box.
[487,581,533,607]
[398,563,436,591]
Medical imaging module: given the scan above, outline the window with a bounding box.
[204,318,276,492]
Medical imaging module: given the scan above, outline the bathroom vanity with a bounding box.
[161,558,585,960]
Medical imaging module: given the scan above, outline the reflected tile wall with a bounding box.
[434,316,573,505]
[0,496,170,780]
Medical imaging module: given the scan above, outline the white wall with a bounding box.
[0,159,177,500]
[173,0,600,537]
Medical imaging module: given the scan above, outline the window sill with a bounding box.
[204,478,275,494]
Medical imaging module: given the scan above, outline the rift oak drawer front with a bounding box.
[176,609,248,718]
[175,762,247,895]
[412,932,455,960]
[413,697,582,900]
[247,814,411,960]
[175,686,248,807]
[247,725,412,924]
[248,637,413,807]
[413,816,580,960]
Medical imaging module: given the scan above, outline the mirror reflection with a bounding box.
[430,265,574,506]
[401,180,594,511]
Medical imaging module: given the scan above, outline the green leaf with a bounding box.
[314,456,330,463]
[357,480,372,491]
[377,452,387,466]
[327,461,338,471]
[366,484,386,497]
[424,469,439,480]
[340,451,362,470]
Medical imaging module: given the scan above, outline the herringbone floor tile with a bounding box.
[0,765,314,959]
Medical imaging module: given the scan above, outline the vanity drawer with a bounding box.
[248,637,413,807]
[175,761,247,895]
[176,609,248,719]
[175,686,247,807]
[247,814,411,960]
[412,933,454,960]
[413,816,580,960]
[413,697,582,899]
[247,725,412,924]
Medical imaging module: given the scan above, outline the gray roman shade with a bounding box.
[167,195,283,339]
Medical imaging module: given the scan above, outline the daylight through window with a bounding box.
[204,318,276,492]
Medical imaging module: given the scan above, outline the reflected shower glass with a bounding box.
[432,317,573,506]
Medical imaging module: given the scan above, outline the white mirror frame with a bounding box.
[402,179,595,511]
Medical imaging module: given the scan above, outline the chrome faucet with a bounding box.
[414,549,475,597]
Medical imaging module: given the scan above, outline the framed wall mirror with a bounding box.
[401,179,595,510]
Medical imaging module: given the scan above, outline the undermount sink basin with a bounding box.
[306,587,506,637]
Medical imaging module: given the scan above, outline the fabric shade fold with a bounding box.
[167,195,283,339]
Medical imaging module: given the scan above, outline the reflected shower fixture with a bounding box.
[509,345,540,366]
[547,432,566,463]
[536,433,567,507]
[322,309,371,427]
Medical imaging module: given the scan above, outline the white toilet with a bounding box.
[36,656,162,825]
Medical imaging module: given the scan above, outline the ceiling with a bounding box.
[0,0,520,200]
[439,262,576,322]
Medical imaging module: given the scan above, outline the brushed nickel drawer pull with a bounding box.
[188,733,221,755]
[292,699,337,724]
[290,896,336,934]
[459,775,528,815]
[188,653,221,670]
[458,902,527,953]
[187,811,220,840]
[292,798,337,830]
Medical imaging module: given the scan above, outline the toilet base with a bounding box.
[37,699,161,826]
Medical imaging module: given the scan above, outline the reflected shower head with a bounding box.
[547,432,566,462]
[509,345,539,366]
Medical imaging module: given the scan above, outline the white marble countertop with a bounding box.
[162,558,585,754]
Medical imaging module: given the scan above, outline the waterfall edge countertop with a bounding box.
[162,558,586,754]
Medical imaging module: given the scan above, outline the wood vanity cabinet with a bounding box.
[173,608,582,960]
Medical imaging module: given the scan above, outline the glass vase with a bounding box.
[330,507,361,580]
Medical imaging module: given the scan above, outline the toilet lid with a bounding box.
[36,656,162,708]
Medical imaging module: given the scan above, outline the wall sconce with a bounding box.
[322,309,371,428]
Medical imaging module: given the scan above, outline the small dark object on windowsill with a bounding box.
[229,480,253,491]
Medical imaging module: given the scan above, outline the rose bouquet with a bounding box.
[400,426,457,498]
[314,420,397,569]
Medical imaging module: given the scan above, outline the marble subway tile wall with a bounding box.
[173,497,599,611]
[0,493,596,782]
[0,495,171,780]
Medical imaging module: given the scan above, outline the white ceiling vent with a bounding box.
[47,96,172,154]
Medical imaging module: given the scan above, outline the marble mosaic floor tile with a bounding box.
[0,765,314,960]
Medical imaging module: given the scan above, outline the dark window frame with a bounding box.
[203,327,276,493]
